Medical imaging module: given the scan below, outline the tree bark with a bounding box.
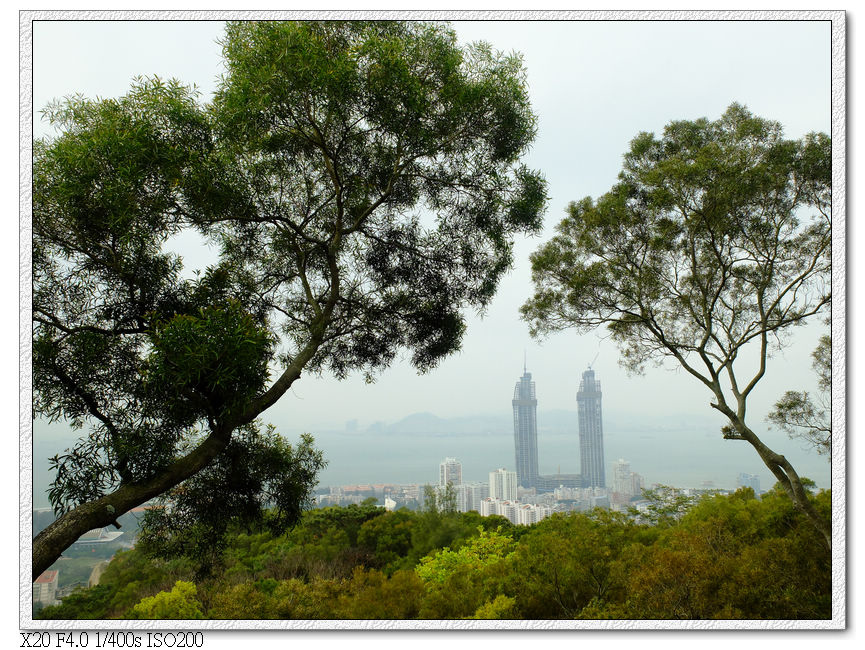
[711,399,831,550]
[32,427,232,580]
[33,306,325,581]
[740,425,832,550]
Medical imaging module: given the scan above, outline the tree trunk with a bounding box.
[739,423,831,550]
[33,340,317,581]
[32,428,232,580]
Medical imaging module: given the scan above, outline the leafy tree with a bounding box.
[415,526,515,584]
[617,487,830,619]
[421,483,457,514]
[415,526,515,618]
[37,584,114,620]
[335,567,425,619]
[768,332,831,455]
[522,104,830,545]
[32,20,546,579]
[468,594,518,620]
[129,580,205,619]
[268,577,342,619]
[356,509,416,572]
[505,510,642,618]
[136,429,324,575]
[293,500,384,547]
[40,487,829,620]
[206,582,274,619]
[630,485,700,527]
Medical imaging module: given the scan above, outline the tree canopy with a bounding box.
[38,488,831,620]
[522,104,831,545]
[32,20,546,579]
[768,332,831,455]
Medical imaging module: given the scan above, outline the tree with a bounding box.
[415,526,515,618]
[129,581,205,620]
[335,567,425,619]
[630,485,700,527]
[415,526,515,585]
[135,429,325,576]
[505,511,639,618]
[32,20,546,579]
[522,104,831,546]
[614,487,831,619]
[767,332,831,455]
[356,509,416,572]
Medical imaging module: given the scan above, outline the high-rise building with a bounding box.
[612,458,632,496]
[456,482,490,513]
[737,472,761,494]
[439,457,462,487]
[611,458,644,504]
[490,468,518,501]
[631,472,645,496]
[33,570,59,608]
[577,368,605,488]
[512,364,539,488]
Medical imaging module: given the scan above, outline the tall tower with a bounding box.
[577,368,605,488]
[439,457,462,487]
[512,363,539,489]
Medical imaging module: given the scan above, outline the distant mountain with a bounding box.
[371,412,511,436]
[365,409,722,437]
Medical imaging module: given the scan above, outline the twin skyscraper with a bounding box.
[511,364,605,491]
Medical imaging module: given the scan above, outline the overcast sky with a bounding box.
[31,17,834,485]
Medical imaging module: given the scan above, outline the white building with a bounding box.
[554,485,582,501]
[612,459,645,503]
[631,472,645,496]
[440,457,462,487]
[456,482,490,513]
[33,570,59,608]
[517,503,552,525]
[489,468,518,501]
[480,497,551,526]
[613,458,633,496]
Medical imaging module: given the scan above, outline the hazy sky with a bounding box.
[31,18,834,488]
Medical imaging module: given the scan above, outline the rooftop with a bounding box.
[35,570,58,584]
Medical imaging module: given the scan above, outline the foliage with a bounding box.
[521,103,831,544]
[768,333,831,455]
[143,300,275,428]
[336,568,425,619]
[37,585,114,620]
[504,509,648,618]
[469,594,518,619]
[415,527,516,619]
[40,492,830,621]
[33,20,545,578]
[631,485,700,527]
[129,581,205,619]
[421,483,458,514]
[415,526,514,584]
[356,509,416,573]
[617,487,830,619]
[136,429,325,574]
